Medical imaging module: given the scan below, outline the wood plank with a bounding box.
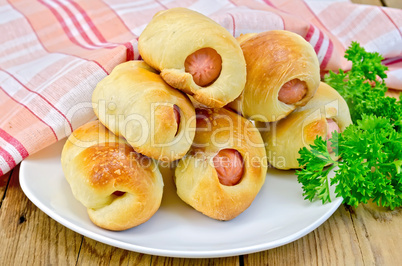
[0,168,12,203]
[351,0,383,6]
[245,202,402,265]
[151,256,240,266]
[75,236,240,265]
[1,1,398,265]
[0,165,82,265]
[351,202,402,265]
[244,205,367,265]
[76,237,152,265]
[386,89,401,99]
[384,0,402,8]
[352,0,402,8]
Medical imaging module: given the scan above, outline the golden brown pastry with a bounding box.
[259,82,352,170]
[174,108,267,221]
[92,60,196,162]
[228,30,320,122]
[61,120,164,231]
[138,7,246,108]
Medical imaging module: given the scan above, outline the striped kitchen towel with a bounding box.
[0,0,401,175]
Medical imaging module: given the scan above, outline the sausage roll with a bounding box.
[92,60,196,162]
[174,108,267,221]
[228,30,320,122]
[138,7,247,108]
[259,82,352,170]
[61,120,164,231]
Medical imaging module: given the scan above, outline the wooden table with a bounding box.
[1,1,401,265]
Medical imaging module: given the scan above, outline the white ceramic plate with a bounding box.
[19,139,342,258]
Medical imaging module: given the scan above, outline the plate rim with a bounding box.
[19,139,342,258]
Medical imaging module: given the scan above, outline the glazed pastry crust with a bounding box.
[92,60,196,162]
[138,7,246,108]
[174,108,267,221]
[260,82,352,170]
[61,120,164,231]
[229,30,320,122]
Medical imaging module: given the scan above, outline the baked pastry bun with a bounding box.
[92,60,196,162]
[228,30,320,122]
[61,120,164,231]
[259,82,352,170]
[138,7,246,108]
[174,108,267,221]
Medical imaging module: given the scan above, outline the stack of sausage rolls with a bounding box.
[61,7,352,230]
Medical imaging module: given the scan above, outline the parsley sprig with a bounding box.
[324,42,402,129]
[296,42,402,209]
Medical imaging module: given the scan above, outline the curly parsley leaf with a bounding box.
[324,41,402,129]
[333,115,402,209]
[297,42,402,209]
[297,115,402,209]
[296,136,338,204]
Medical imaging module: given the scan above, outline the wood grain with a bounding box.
[386,89,401,99]
[0,166,82,265]
[245,203,402,265]
[1,1,401,265]
[351,0,402,8]
[352,202,402,265]
[384,0,402,8]
[0,168,11,203]
[151,256,240,266]
[245,205,365,266]
[76,237,152,265]
[351,0,383,6]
